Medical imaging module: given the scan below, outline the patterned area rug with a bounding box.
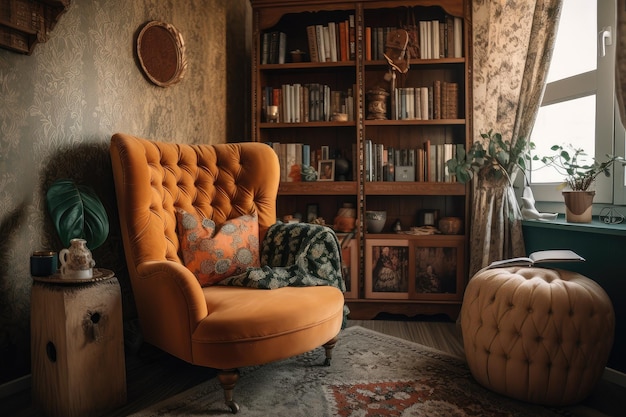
[131,326,568,416]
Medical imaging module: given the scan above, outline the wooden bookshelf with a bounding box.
[249,0,472,320]
[0,0,70,55]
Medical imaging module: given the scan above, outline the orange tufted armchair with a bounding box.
[109,133,345,413]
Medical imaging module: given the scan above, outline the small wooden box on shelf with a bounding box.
[30,269,126,417]
[249,0,471,321]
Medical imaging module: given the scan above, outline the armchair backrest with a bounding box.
[110,133,279,272]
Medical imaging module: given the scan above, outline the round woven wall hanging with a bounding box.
[136,21,187,87]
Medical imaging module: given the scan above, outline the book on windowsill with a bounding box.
[487,249,585,269]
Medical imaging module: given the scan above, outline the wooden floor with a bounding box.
[2,318,623,416]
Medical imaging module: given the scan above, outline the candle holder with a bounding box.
[266,105,279,123]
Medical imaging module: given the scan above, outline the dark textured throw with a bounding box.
[218,222,349,322]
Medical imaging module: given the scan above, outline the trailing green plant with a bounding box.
[446,130,534,185]
[537,144,625,191]
[46,179,109,250]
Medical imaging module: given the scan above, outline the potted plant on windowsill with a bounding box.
[537,144,625,223]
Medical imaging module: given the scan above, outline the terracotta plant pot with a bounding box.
[562,190,595,223]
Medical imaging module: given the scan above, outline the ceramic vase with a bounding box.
[59,238,96,279]
[562,191,595,223]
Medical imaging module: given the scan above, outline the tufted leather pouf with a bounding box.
[461,267,614,406]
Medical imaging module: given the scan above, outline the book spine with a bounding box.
[278,32,287,64]
[269,31,279,64]
[323,26,331,62]
[349,14,356,60]
[328,22,338,62]
[454,17,463,58]
[261,32,270,64]
[306,25,319,62]
[316,25,326,64]
[434,80,441,119]
[302,144,311,166]
[339,20,348,61]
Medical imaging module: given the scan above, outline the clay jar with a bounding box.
[438,217,462,235]
[59,238,96,279]
[334,204,357,232]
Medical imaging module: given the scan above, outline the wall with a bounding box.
[0,0,251,383]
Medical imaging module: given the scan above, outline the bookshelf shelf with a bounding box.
[365,57,465,66]
[249,0,472,321]
[260,121,357,128]
[364,181,465,196]
[363,119,465,126]
[260,61,357,70]
[279,181,357,195]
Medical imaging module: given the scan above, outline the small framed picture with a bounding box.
[365,239,410,299]
[410,237,464,300]
[306,203,319,222]
[338,235,359,299]
[418,209,439,226]
[318,159,335,181]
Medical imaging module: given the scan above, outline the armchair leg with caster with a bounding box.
[218,369,241,414]
[323,337,338,366]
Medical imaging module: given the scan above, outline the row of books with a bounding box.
[266,139,463,184]
[262,14,461,65]
[365,140,461,183]
[262,84,355,123]
[306,17,356,63]
[266,142,355,183]
[416,15,463,59]
[261,31,287,64]
[391,81,459,120]
[363,16,463,61]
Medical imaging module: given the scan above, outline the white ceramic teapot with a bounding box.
[59,238,95,279]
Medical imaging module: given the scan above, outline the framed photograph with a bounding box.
[410,237,464,300]
[418,209,439,226]
[318,159,335,181]
[338,235,359,299]
[306,203,319,222]
[365,239,410,299]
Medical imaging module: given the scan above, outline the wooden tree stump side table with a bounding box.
[31,268,127,417]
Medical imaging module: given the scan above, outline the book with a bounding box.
[278,32,287,64]
[348,14,356,60]
[453,17,463,58]
[487,250,585,269]
[306,25,319,62]
[339,21,348,61]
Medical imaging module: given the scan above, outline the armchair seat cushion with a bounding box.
[193,285,344,368]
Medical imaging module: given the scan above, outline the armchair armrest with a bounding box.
[133,260,208,361]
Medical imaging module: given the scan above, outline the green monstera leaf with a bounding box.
[46,179,109,250]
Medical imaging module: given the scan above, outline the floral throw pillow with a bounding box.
[176,209,260,286]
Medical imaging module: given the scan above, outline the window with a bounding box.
[529,0,622,207]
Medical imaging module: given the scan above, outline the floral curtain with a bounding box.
[470,0,563,275]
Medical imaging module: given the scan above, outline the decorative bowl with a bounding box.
[365,210,386,233]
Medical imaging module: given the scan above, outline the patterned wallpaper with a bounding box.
[0,0,251,383]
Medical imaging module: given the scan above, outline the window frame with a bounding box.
[530,0,621,211]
